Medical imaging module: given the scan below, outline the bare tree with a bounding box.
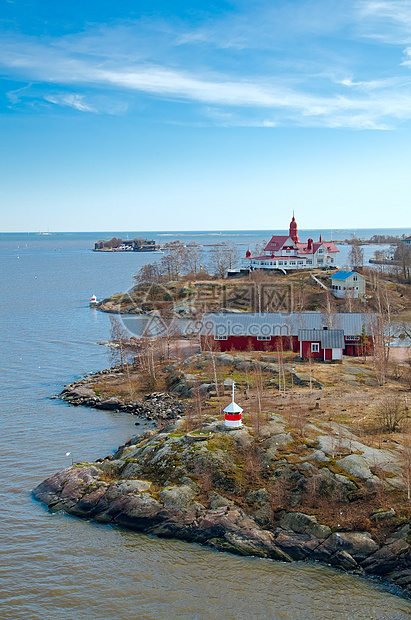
[208,242,238,277]
[393,241,411,282]
[133,263,162,287]
[183,242,204,277]
[371,275,394,384]
[109,314,130,367]
[377,396,406,432]
[348,238,364,271]
[402,428,411,501]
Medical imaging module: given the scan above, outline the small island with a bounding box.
[93,236,161,252]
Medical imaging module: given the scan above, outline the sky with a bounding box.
[1,0,411,232]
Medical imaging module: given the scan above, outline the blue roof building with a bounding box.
[329,270,366,299]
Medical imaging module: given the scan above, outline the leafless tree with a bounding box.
[348,238,364,271]
[377,396,406,432]
[183,242,204,277]
[208,241,238,278]
[109,314,131,367]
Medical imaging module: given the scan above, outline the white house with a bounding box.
[329,270,366,299]
[240,214,339,272]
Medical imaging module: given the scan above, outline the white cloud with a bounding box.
[356,1,411,42]
[2,16,411,129]
[402,46,411,66]
[44,93,96,112]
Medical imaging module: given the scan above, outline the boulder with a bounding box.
[301,449,329,463]
[97,397,123,410]
[313,532,379,563]
[263,433,294,450]
[274,532,322,560]
[209,491,235,509]
[362,539,410,575]
[159,485,197,509]
[279,512,331,540]
[336,455,373,480]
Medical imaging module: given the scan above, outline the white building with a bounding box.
[329,270,366,299]
[240,215,339,272]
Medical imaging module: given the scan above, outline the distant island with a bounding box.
[93,236,162,252]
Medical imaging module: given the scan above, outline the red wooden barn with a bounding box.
[199,312,375,358]
[298,328,344,361]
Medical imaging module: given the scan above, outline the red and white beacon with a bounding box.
[224,382,243,428]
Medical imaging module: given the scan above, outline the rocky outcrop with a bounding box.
[60,380,186,422]
[33,422,411,599]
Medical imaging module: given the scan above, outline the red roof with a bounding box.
[261,235,339,256]
[264,235,291,253]
[311,242,339,253]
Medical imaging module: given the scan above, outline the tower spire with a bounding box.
[289,213,299,243]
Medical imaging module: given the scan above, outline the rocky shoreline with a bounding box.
[59,366,187,422]
[33,417,411,599]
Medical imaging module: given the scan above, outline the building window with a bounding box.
[214,335,228,340]
[290,261,296,265]
[257,336,271,341]
[311,343,320,353]
[306,260,312,264]
[278,261,283,265]
[353,275,357,281]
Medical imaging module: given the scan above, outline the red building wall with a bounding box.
[200,334,374,357]
[200,335,295,353]
[300,341,322,359]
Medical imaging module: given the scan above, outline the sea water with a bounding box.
[1,231,411,620]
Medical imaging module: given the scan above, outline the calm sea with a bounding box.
[1,230,411,620]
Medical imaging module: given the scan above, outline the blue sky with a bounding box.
[1,0,411,232]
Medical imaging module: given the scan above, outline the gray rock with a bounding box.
[387,524,410,542]
[117,480,152,493]
[301,449,329,463]
[314,532,379,563]
[253,503,273,527]
[264,433,294,450]
[370,508,396,522]
[362,539,410,575]
[335,474,357,491]
[98,397,123,410]
[246,488,269,505]
[336,455,372,479]
[274,532,322,560]
[230,429,253,448]
[385,476,407,491]
[121,463,144,479]
[100,459,126,478]
[217,354,235,365]
[279,512,331,540]
[332,550,358,571]
[209,491,235,509]
[159,484,197,509]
